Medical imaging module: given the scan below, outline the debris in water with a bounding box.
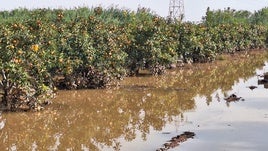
[224,94,242,102]
[247,85,257,90]
[257,74,264,78]
[258,72,268,86]
[156,131,195,151]
[162,132,171,134]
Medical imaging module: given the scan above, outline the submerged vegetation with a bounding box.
[0,6,268,111]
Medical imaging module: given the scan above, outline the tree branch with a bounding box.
[0,81,3,87]
[1,69,7,81]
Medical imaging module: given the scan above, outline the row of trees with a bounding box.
[0,6,268,111]
[204,7,268,26]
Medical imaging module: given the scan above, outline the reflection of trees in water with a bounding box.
[0,88,195,150]
[163,52,268,106]
[0,51,267,150]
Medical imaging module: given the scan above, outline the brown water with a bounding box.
[1,51,268,151]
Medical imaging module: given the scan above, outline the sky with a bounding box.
[0,0,267,21]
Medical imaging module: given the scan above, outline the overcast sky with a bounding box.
[0,0,267,21]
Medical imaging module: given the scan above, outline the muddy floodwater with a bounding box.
[1,51,268,151]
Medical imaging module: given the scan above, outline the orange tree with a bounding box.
[124,9,178,75]
[49,13,128,89]
[0,21,55,111]
[203,7,267,54]
[177,23,218,63]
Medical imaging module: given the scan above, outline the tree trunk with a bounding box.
[1,70,8,107]
[2,88,8,107]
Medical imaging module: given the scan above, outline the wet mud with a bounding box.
[156,131,195,151]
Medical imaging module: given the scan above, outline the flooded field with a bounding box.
[1,51,268,151]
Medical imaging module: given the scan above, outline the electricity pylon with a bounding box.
[168,0,185,22]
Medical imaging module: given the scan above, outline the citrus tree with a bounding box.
[0,22,55,111]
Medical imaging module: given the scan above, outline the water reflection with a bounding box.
[0,51,267,150]
[0,112,5,130]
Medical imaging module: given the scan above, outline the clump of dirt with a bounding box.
[247,85,257,90]
[156,131,195,151]
[257,72,268,88]
[224,94,242,102]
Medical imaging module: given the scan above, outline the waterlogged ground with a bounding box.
[1,51,268,151]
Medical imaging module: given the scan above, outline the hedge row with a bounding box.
[0,7,267,111]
